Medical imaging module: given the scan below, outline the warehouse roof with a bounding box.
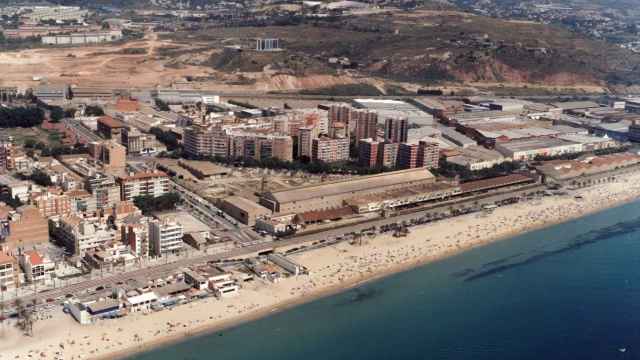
[497,137,579,153]
[264,168,434,203]
[223,196,270,214]
[296,206,353,223]
[550,101,601,111]
[460,174,533,193]
[98,116,126,129]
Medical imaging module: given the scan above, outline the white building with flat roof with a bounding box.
[149,218,184,257]
[446,146,510,171]
[495,137,582,161]
[126,292,158,313]
[353,99,435,126]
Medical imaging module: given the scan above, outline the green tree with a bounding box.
[133,193,181,215]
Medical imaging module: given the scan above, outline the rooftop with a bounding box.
[264,168,434,204]
[86,299,120,314]
[460,174,534,193]
[550,101,601,111]
[296,206,354,223]
[0,252,14,264]
[154,281,192,297]
[497,137,579,152]
[178,160,230,177]
[118,170,168,182]
[157,212,209,234]
[98,116,126,129]
[223,196,270,214]
[24,250,43,266]
[556,134,614,144]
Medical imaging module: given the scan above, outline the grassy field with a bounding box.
[2,127,63,147]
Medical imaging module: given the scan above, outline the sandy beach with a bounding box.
[3,171,640,360]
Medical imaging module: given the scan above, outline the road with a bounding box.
[0,182,545,309]
[62,118,103,143]
[169,180,263,244]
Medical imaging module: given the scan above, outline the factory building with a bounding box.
[536,153,640,184]
[445,146,509,171]
[352,99,435,127]
[33,85,69,102]
[260,168,436,214]
[495,137,582,161]
[218,196,271,226]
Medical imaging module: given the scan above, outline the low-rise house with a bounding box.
[85,299,122,319]
[183,269,208,290]
[84,243,137,271]
[125,291,158,313]
[18,250,55,285]
[267,253,305,276]
[255,213,297,236]
[0,251,18,290]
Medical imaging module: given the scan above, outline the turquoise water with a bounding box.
[129,200,640,360]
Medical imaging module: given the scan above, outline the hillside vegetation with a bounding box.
[161,9,640,89]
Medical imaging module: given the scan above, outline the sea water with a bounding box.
[129,199,640,360]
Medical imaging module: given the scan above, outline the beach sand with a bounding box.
[3,172,640,360]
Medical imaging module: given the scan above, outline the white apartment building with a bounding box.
[24,6,89,23]
[19,250,55,285]
[86,173,120,210]
[42,31,123,45]
[117,171,170,201]
[0,253,16,290]
[123,218,150,258]
[56,216,116,255]
[298,125,319,159]
[149,219,184,257]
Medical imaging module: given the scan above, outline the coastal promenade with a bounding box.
[2,171,640,360]
[0,183,544,309]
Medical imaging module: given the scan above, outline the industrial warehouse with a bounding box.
[258,167,538,222]
[259,168,437,214]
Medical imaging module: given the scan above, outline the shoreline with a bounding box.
[103,181,640,360]
[3,172,640,360]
